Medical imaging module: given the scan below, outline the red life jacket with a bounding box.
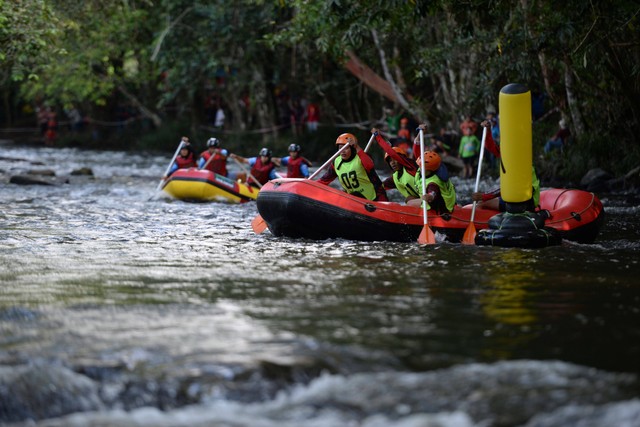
[306,103,319,122]
[200,150,228,176]
[249,157,275,186]
[175,152,196,169]
[286,156,311,178]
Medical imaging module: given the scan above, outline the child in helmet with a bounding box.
[408,149,457,214]
[371,128,420,203]
[318,133,388,202]
[279,143,312,178]
[198,137,229,176]
[230,148,280,188]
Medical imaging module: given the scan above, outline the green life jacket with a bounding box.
[393,169,420,199]
[334,155,377,200]
[414,169,457,212]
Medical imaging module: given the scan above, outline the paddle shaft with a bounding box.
[200,150,216,170]
[419,129,428,225]
[308,143,351,180]
[232,156,263,189]
[155,141,185,192]
[363,134,375,153]
[469,127,488,223]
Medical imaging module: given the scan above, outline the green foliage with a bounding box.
[0,0,60,82]
[21,0,158,108]
[2,0,640,181]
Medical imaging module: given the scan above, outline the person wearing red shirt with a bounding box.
[305,102,320,132]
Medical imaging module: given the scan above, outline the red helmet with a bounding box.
[418,151,441,172]
[336,133,357,146]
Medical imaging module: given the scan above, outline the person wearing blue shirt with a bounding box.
[278,144,311,178]
[230,148,280,187]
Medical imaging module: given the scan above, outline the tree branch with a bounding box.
[117,84,162,127]
[151,7,193,62]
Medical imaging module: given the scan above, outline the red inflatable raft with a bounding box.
[256,178,605,244]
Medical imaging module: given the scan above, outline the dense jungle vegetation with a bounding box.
[1,0,639,183]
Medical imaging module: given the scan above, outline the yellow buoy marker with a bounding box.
[499,83,532,212]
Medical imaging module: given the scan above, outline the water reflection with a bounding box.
[1,143,639,425]
[481,250,539,325]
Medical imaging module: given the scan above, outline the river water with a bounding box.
[1,142,639,427]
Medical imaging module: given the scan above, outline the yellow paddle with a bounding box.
[417,128,436,245]
[462,126,488,245]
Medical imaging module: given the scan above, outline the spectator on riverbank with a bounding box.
[214,104,225,130]
[485,111,499,169]
[37,105,50,136]
[305,100,320,133]
[290,98,305,137]
[66,106,84,132]
[459,115,478,136]
[44,108,58,146]
[544,119,571,154]
[394,117,413,156]
[458,125,480,179]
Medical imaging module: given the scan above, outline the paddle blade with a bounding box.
[251,214,268,234]
[461,222,477,245]
[417,225,436,245]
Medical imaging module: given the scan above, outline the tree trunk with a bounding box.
[343,51,399,105]
[3,90,11,127]
[222,85,244,132]
[251,67,274,142]
[1,73,11,126]
[369,30,422,120]
[537,50,564,112]
[563,56,585,138]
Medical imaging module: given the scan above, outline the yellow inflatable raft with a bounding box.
[162,168,258,203]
